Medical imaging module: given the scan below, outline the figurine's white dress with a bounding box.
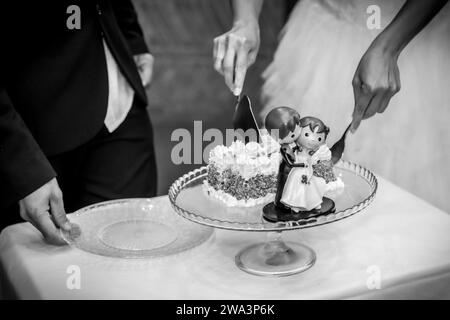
[261,0,450,212]
[281,152,327,212]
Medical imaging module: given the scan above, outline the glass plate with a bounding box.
[61,198,213,258]
[169,161,378,232]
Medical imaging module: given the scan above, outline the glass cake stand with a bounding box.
[169,161,378,277]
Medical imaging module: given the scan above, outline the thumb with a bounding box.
[50,190,71,231]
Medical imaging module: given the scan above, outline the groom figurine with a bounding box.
[0,1,157,244]
[264,107,304,221]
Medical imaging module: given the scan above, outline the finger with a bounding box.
[223,36,238,92]
[214,37,226,74]
[351,84,373,132]
[378,87,396,114]
[247,42,258,66]
[392,63,401,96]
[50,190,71,231]
[378,67,400,114]
[19,201,27,221]
[377,93,392,114]
[213,37,218,59]
[351,100,370,132]
[350,76,362,123]
[137,56,154,87]
[141,66,153,87]
[233,43,249,96]
[32,211,67,246]
[144,56,154,87]
[363,91,385,119]
[63,222,82,241]
[68,222,82,239]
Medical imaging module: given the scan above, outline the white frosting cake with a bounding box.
[204,134,281,207]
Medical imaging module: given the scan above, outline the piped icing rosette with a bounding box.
[311,144,332,163]
[205,133,280,207]
[311,144,345,196]
[208,137,280,180]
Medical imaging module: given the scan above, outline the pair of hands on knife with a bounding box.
[213,19,400,133]
[19,54,154,245]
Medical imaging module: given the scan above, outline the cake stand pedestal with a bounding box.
[169,161,377,277]
[235,231,316,276]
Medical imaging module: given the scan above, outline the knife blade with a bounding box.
[232,95,261,143]
[330,123,351,164]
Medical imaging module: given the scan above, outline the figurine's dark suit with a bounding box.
[263,144,311,222]
[274,145,305,212]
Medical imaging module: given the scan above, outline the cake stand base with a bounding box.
[262,197,335,222]
[235,232,316,277]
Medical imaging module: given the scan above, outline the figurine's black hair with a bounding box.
[264,107,301,139]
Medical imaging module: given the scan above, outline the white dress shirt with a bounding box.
[102,39,135,132]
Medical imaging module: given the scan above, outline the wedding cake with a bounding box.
[204,134,280,207]
[204,131,344,209]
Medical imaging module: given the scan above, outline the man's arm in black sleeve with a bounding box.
[111,0,149,55]
[0,87,56,208]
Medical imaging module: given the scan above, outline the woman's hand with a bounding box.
[351,45,401,132]
[350,0,448,132]
[213,19,260,96]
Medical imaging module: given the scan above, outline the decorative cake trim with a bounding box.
[208,135,280,180]
[203,181,275,207]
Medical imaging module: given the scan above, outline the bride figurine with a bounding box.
[280,117,331,212]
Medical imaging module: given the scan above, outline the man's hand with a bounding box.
[351,45,401,132]
[134,53,154,87]
[19,178,71,245]
[213,20,260,96]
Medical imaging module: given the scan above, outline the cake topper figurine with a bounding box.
[264,107,303,214]
[263,108,340,222]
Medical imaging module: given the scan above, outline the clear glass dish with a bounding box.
[169,161,377,276]
[61,198,213,259]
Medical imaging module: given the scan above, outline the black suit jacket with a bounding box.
[0,0,149,208]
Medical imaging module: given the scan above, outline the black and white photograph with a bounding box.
[0,0,449,304]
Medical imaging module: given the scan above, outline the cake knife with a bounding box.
[330,123,351,164]
[232,94,261,143]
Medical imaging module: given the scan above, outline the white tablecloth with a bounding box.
[1,175,449,299]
